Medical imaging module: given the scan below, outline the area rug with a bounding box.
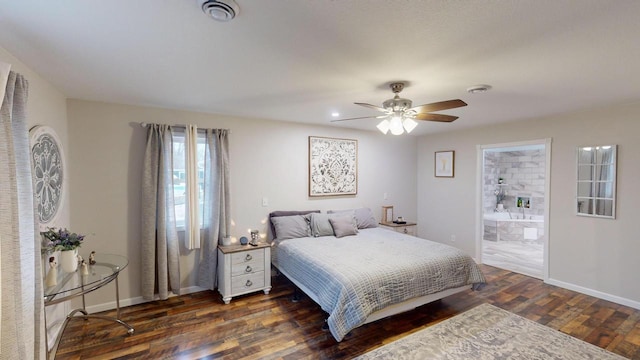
[355,303,626,359]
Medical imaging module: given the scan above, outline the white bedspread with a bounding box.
[273,228,486,341]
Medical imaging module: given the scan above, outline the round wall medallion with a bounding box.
[29,126,65,226]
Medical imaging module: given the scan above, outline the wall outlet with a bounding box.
[450,235,456,242]
[262,197,268,207]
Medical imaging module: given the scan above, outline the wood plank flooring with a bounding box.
[55,265,640,359]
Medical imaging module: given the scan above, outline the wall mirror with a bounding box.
[576,145,617,218]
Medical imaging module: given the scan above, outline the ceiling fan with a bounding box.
[331,82,467,135]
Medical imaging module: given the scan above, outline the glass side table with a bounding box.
[44,253,133,359]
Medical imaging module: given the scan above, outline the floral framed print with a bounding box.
[30,125,65,228]
[309,136,357,196]
[435,150,455,178]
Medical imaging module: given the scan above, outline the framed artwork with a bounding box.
[435,150,455,178]
[382,206,394,223]
[29,125,65,228]
[309,136,358,197]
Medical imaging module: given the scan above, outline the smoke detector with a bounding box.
[198,0,240,22]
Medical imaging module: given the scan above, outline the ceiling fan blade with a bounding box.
[330,114,387,122]
[354,102,388,113]
[409,99,467,113]
[414,113,459,122]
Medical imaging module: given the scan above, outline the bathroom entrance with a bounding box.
[476,139,550,280]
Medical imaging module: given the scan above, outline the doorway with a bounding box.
[476,139,551,280]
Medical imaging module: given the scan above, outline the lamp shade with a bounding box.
[389,116,404,135]
[402,118,418,133]
[376,119,390,134]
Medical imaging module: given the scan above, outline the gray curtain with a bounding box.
[0,71,46,358]
[197,129,230,290]
[141,124,181,300]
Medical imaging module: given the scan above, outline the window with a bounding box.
[172,129,206,229]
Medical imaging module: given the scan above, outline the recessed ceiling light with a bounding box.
[467,84,492,94]
[331,112,340,117]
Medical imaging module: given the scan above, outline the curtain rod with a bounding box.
[139,122,231,133]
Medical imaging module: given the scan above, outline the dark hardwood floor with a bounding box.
[55,265,640,359]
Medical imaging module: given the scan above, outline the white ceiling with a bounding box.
[1,1,639,135]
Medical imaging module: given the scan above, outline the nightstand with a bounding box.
[379,222,417,236]
[217,243,272,304]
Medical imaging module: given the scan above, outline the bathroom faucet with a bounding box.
[507,209,513,219]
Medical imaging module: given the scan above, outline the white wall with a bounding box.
[66,99,417,307]
[417,101,640,307]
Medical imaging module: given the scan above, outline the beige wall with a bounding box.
[417,101,640,306]
[66,99,418,307]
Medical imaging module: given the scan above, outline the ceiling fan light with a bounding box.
[389,116,404,135]
[402,118,418,133]
[376,119,390,134]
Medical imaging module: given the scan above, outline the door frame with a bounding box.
[475,138,552,281]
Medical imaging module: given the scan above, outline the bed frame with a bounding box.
[274,263,471,326]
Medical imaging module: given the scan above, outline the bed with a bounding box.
[269,209,486,342]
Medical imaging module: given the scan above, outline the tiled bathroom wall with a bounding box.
[483,148,546,216]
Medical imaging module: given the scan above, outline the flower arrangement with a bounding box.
[41,227,85,252]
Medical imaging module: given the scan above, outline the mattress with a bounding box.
[273,227,486,341]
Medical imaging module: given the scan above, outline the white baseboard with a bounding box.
[546,278,640,310]
[85,285,210,314]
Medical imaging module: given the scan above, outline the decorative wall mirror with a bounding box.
[576,145,617,218]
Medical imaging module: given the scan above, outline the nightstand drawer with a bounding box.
[379,222,417,236]
[231,272,265,294]
[231,260,264,277]
[394,226,416,236]
[230,249,264,266]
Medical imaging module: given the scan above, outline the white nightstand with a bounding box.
[217,243,272,304]
[379,222,417,236]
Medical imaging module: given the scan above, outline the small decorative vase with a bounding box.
[60,248,79,273]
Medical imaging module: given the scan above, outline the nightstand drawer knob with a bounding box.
[403,228,408,234]
[245,254,253,261]
[245,280,253,287]
[245,265,252,273]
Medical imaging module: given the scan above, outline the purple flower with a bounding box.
[41,227,85,252]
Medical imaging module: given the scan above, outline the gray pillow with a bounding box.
[310,213,335,237]
[270,214,311,240]
[328,208,378,229]
[269,210,320,239]
[329,216,359,238]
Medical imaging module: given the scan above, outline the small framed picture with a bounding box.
[435,150,455,178]
[382,206,394,223]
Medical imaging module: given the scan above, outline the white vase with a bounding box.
[60,248,79,273]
